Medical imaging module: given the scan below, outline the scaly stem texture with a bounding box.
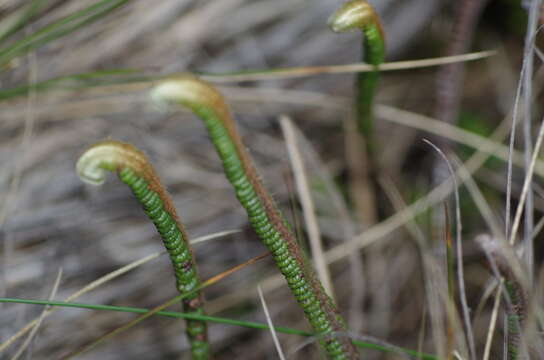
[504,278,525,360]
[76,140,209,359]
[499,256,526,360]
[151,76,358,359]
[329,0,385,152]
[477,235,527,360]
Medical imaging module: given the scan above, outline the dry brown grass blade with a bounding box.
[280,115,335,299]
[208,113,513,316]
[449,156,503,241]
[0,230,239,354]
[203,252,269,286]
[11,268,63,360]
[378,175,449,359]
[326,138,500,264]
[423,139,474,359]
[444,205,455,360]
[482,282,503,360]
[276,119,365,333]
[0,51,495,115]
[518,0,542,286]
[380,175,465,358]
[508,113,544,246]
[257,285,286,360]
[201,50,496,82]
[376,104,544,177]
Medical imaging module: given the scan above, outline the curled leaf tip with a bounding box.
[150,76,226,115]
[76,139,209,357]
[328,0,378,33]
[151,76,358,357]
[76,140,147,186]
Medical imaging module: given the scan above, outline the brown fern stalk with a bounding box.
[151,76,359,359]
[77,140,209,359]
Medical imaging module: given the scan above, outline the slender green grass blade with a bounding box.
[0,0,48,44]
[0,69,146,101]
[0,0,131,68]
[0,297,437,360]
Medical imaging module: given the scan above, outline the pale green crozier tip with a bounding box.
[76,141,134,185]
[149,76,359,359]
[328,0,385,146]
[328,0,378,33]
[76,139,210,360]
[150,75,225,113]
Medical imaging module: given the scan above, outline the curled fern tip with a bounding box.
[328,0,378,33]
[150,76,225,115]
[76,139,210,359]
[150,76,359,359]
[76,141,145,185]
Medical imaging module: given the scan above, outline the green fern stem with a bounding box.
[76,140,209,360]
[329,0,385,152]
[496,252,526,360]
[504,279,524,360]
[151,77,358,359]
[358,23,384,137]
[477,235,527,360]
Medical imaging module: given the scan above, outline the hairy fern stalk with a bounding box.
[476,234,528,360]
[328,0,385,153]
[77,140,209,359]
[151,76,359,359]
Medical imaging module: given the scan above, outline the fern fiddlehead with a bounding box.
[151,77,359,359]
[76,140,209,360]
[328,0,385,152]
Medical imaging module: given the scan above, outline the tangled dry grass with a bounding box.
[1,0,540,359]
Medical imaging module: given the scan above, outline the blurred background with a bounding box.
[0,0,540,358]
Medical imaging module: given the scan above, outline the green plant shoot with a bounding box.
[151,76,359,359]
[76,140,209,360]
[328,0,385,152]
[476,235,527,360]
